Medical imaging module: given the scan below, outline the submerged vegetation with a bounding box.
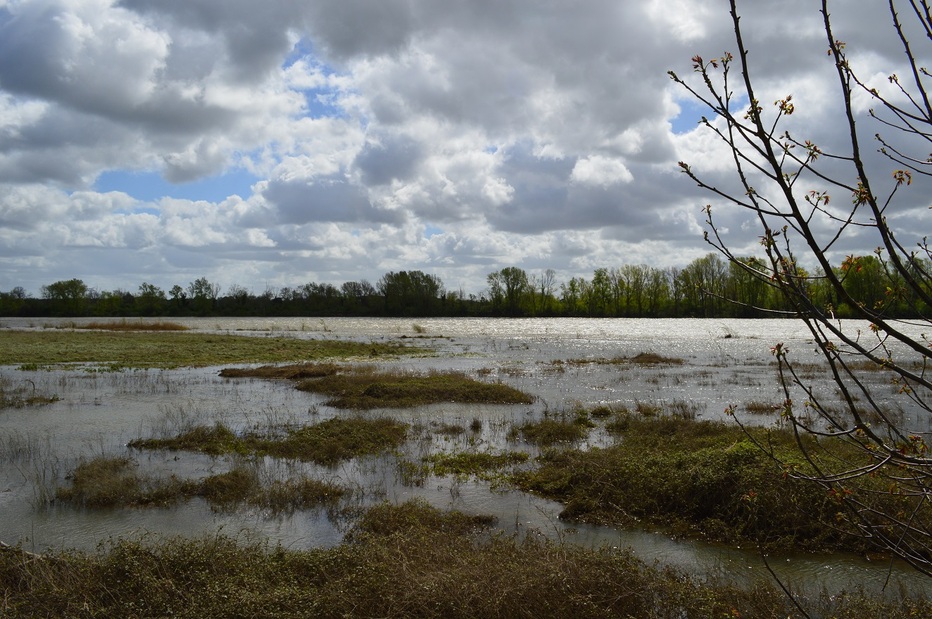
[0,330,413,368]
[562,352,686,366]
[0,377,59,409]
[1,500,928,618]
[130,417,409,466]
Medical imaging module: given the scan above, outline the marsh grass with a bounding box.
[55,456,345,513]
[418,451,530,479]
[516,412,919,555]
[131,417,408,466]
[744,400,780,415]
[0,330,413,368]
[511,411,593,446]
[432,421,466,436]
[295,368,534,409]
[1,500,927,618]
[0,378,59,409]
[55,456,197,508]
[218,362,341,379]
[564,352,685,366]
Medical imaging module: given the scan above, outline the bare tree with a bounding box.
[671,0,932,573]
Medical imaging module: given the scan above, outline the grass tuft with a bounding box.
[55,456,345,513]
[295,368,534,409]
[131,417,408,466]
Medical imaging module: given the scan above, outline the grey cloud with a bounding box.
[353,134,424,185]
[302,0,416,61]
[118,0,308,80]
[264,177,404,225]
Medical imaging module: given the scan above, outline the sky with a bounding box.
[0,0,928,298]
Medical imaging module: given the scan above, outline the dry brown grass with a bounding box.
[77,320,189,331]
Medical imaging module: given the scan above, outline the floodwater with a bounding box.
[1,316,929,598]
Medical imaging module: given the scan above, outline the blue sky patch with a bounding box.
[94,168,259,203]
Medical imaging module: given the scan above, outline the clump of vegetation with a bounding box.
[0,378,59,409]
[77,320,189,331]
[744,400,779,415]
[55,456,345,513]
[218,363,341,380]
[55,456,193,508]
[347,499,497,539]
[131,417,408,466]
[633,399,662,416]
[563,352,684,366]
[515,414,912,554]
[1,500,928,618]
[628,352,684,365]
[588,404,623,419]
[0,331,414,369]
[130,423,241,456]
[295,368,534,409]
[511,412,593,446]
[419,451,530,479]
[432,422,466,436]
[197,467,345,513]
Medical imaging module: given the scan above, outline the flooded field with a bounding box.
[1,317,929,597]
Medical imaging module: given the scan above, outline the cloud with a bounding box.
[263,176,404,225]
[0,0,921,295]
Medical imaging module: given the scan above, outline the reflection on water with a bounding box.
[1,317,929,597]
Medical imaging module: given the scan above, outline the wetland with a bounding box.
[1,316,930,616]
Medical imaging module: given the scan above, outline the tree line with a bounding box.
[0,252,927,319]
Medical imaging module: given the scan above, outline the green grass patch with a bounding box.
[295,368,534,409]
[1,500,927,618]
[55,456,345,513]
[0,330,414,368]
[131,417,408,466]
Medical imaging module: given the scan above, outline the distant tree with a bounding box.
[560,277,585,315]
[539,269,558,315]
[589,268,612,316]
[136,282,167,316]
[0,287,28,315]
[644,267,671,316]
[672,0,932,573]
[341,280,376,313]
[726,257,771,317]
[486,267,529,316]
[377,271,444,316]
[41,278,88,315]
[676,254,727,317]
[187,277,220,314]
